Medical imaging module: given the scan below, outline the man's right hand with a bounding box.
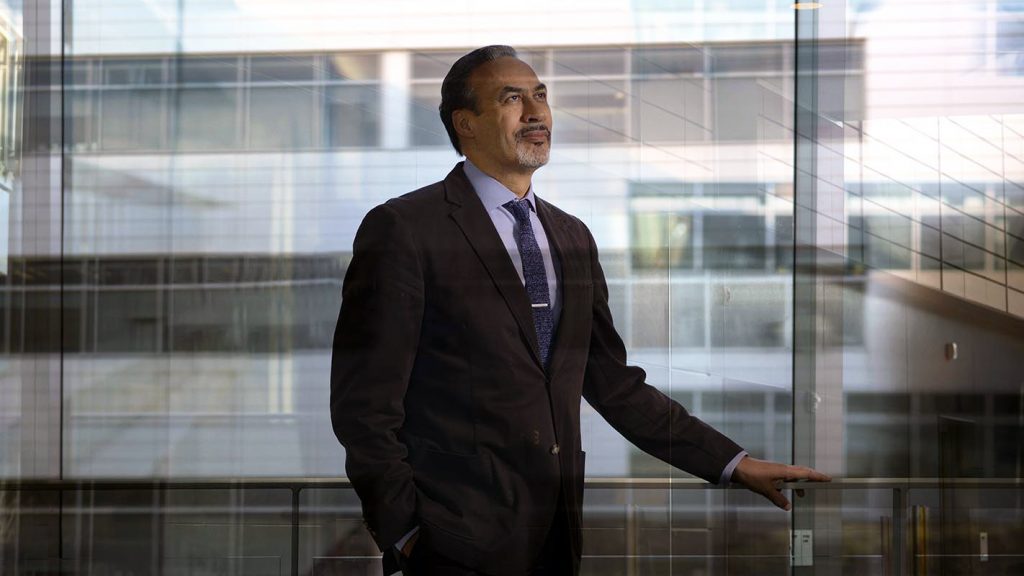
[732,456,831,510]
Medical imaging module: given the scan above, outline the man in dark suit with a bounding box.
[331,45,830,576]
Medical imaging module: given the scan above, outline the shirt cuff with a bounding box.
[719,451,748,485]
[395,525,420,552]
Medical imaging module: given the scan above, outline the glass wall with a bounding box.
[5,3,806,481]
[1,0,1022,574]
[791,0,1024,477]
[790,1,1024,573]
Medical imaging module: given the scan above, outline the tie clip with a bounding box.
[531,303,549,308]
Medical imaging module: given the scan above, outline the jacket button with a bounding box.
[550,443,560,455]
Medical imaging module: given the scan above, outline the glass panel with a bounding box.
[325,85,380,148]
[579,486,792,574]
[66,89,98,151]
[100,88,166,150]
[551,80,629,143]
[4,0,1020,572]
[299,487,379,575]
[64,487,290,575]
[703,214,769,269]
[249,87,315,149]
[177,57,240,85]
[103,58,165,85]
[908,487,1024,574]
[409,81,447,146]
[633,211,694,269]
[175,87,241,150]
[411,51,463,79]
[553,49,626,77]
[324,53,380,81]
[713,77,774,141]
[249,55,315,82]
[631,78,708,144]
[793,1,1024,571]
[632,46,705,76]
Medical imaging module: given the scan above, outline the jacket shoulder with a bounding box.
[383,180,447,213]
[377,162,469,221]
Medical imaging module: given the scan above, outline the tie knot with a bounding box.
[503,199,532,224]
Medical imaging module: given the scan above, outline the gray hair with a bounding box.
[439,45,519,156]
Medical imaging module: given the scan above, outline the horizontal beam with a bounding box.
[2,477,1020,491]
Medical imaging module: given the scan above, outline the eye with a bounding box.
[506,94,521,103]
[536,92,547,101]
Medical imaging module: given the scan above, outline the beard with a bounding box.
[516,142,549,168]
[514,132,550,169]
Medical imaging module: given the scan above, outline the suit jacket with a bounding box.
[330,163,743,575]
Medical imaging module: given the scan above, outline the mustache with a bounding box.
[516,124,550,138]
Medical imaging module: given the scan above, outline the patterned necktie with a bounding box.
[503,198,553,368]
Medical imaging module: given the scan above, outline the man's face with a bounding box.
[462,57,551,171]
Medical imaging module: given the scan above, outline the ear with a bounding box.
[452,109,475,142]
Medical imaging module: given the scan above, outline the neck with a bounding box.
[465,154,534,198]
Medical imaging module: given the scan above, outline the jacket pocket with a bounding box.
[412,448,488,568]
[412,448,492,537]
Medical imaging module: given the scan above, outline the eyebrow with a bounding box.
[498,83,548,99]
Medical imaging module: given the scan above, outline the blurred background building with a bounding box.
[0,0,1022,574]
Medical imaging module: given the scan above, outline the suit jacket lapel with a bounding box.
[444,164,545,370]
[536,196,583,381]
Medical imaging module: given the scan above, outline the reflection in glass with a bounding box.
[0,0,1021,574]
[249,87,315,149]
[177,87,241,150]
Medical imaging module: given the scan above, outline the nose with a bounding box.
[522,96,548,124]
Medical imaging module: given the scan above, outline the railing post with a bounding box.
[911,504,928,576]
[625,486,636,576]
[881,515,892,576]
[291,485,300,576]
[891,486,903,576]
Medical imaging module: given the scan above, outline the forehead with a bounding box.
[470,57,541,94]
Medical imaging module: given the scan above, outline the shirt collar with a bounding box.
[463,159,538,213]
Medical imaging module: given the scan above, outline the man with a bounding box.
[331,45,830,576]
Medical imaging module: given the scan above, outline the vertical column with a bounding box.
[380,51,410,150]
[16,0,63,480]
[792,1,849,574]
[1,1,65,574]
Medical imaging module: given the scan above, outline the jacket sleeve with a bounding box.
[580,227,745,484]
[331,202,423,550]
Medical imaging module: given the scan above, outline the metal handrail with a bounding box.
[2,477,1021,576]
[2,476,1021,490]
